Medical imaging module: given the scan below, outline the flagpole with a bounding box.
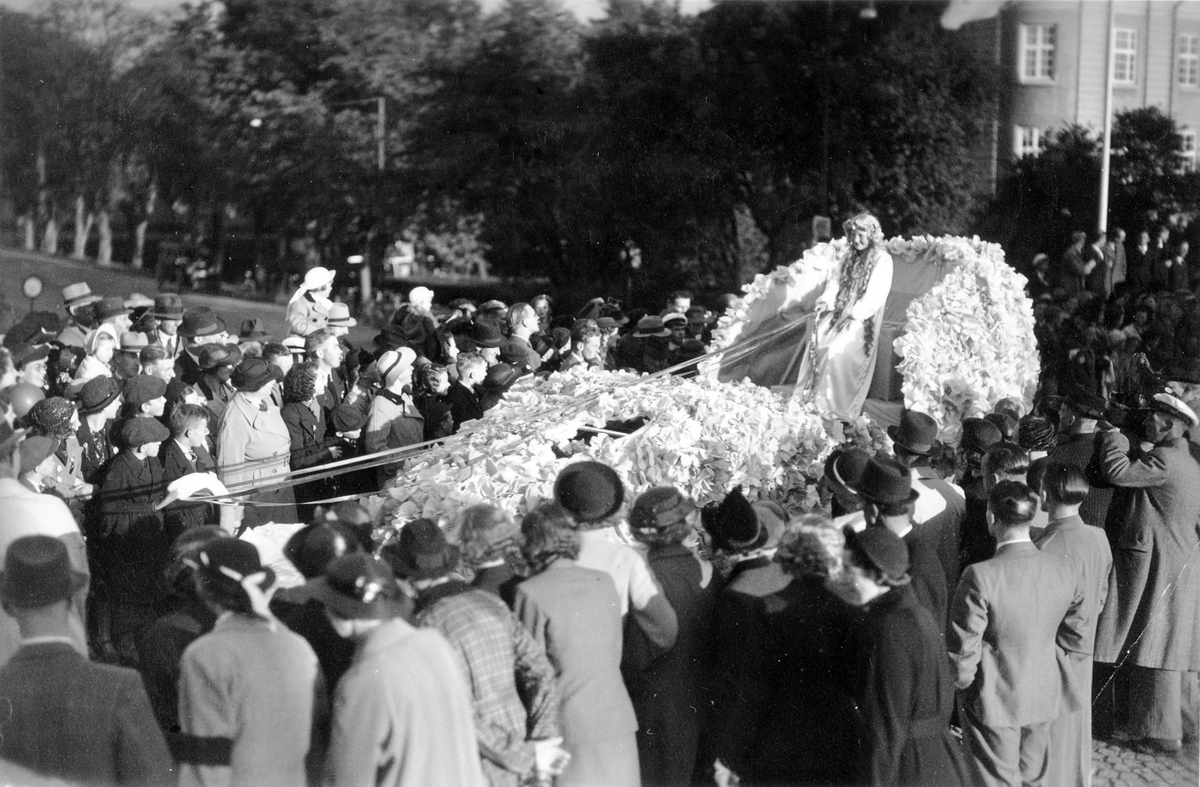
[1098,0,1116,233]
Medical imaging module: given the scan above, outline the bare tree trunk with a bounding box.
[41,208,58,255]
[20,213,35,250]
[36,145,52,253]
[130,180,157,270]
[73,195,95,260]
[97,208,113,267]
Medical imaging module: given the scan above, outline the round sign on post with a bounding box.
[22,275,42,312]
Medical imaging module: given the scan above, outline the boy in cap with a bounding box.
[310,552,488,787]
[178,539,325,787]
[121,374,168,420]
[92,417,173,662]
[0,535,172,784]
[384,520,567,787]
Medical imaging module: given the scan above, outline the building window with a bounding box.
[1019,24,1056,82]
[1180,35,1200,88]
[1181,130,1197,173]
[1014,126,1048,159]
[1113,29,1138,85]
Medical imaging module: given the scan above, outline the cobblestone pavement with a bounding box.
[1092,735,1199,787]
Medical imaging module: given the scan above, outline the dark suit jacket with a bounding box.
[447,380,484,432]
[159,439,215,542]
[1047,432,1116,532]
[902,521,949,627]
[174,350,202,386]
[93,449,171,603]
[948,541,1087,727]
[0,642,173,785]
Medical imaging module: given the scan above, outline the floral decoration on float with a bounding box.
[372,367,878,538]
[706,235,1038,448]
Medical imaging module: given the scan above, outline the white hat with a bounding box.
[408,286,434,307]
[302,267,336,291]
[377,347,417,386]
[1151,392,1199,428]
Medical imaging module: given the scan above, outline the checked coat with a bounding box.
[416,581,560,787]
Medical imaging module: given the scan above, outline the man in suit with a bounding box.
[0,535,172,784]
[948,481,1088,787]
[448,351,487,432]
[174,307,229,386]
[890,409,966,600]
[858,455,948,625]
[1047,386,1116,531]
[1034,463,1112,787]
[160,403,216,544]
[1059,231,1091,297]
[1095,393,1200,754]
[148,293,185,360]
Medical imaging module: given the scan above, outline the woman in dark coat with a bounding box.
[623,487,717,787]
[750,515,864,785]
[280,362,341,520]
[829,527,966,787]
[512,503,641,787]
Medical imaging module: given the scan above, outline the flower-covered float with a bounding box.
[374,235,1036,536]
[707,235,1038,447]
[373,368,887,538]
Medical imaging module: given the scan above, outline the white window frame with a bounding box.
[1014,126,1048,159]
[1113,28,1138,86]
[1181,130,1197,173]
[1018,23,1056,83]
[1179,34,1200,89]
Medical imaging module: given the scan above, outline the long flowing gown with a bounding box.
[795,246,893,419]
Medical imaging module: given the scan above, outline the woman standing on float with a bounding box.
[795,212,893,420]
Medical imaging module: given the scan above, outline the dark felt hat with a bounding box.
[17,436,59,476]
[960,418,1004,454]
[471,319,505,349]
[179,306,226,338]
[983,412,1017,441]
[629,487,695,535]
[823,446,871,494]
[0,535,87,608]
[11,343,50,369]
[856,456,919,505]
[117,416,170,448]
[123,375,167,407]
[284,523,359,580]
[382,518,460,580]
[151,293,185,319]
[196,538,275,606]
[701,486,781,553]
[94,296,131,322]
[887,410,941,456]
[1064,385,1108,421]
[481,362,519,391]
[77,376,122,415]
[845,526,909,581]
[307,553,406,620]
[199,343,242,371]
[232,357,281,392]
[554,461,624,523]
[633,316,671,339]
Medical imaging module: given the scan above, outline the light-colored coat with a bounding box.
[324,618,486,787]
[178,614,325,787]
[1095,432,1200,670]
[216,393,295,529]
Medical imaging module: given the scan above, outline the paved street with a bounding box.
[0,247,376,345]
[1093,735,1198,787]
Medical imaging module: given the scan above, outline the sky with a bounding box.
[0,0,717,21]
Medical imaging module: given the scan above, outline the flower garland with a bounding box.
[890,236,1038,447]
[705,234,1037,448]
[373,368,849,539]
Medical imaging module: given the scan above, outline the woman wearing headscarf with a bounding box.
[795,212,894,420]
[512,502,640,787]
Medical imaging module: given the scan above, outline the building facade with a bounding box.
[956,0,1200,191]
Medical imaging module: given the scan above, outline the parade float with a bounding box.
[373,234,1038,538]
